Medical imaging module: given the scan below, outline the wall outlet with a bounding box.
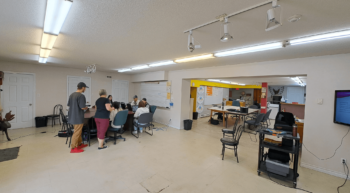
[341,158,346,164]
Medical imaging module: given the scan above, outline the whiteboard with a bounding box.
[204,86,229,105]
[140,82,170,108]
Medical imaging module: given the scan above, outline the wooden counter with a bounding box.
[280,102,305,119]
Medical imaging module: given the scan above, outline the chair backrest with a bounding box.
[254,113,265,126]
[67,123,74,135]
[262,109,272,122]
[226,101,233,106]
[150,105,157,114]
[113,110,128,126]
[59,109,68,123]
[249,105,259,109]
[232,100,240,107]
[54,104,63,115]
[138,113,153,125]
[275,112,295,126]
[233,125,244,144]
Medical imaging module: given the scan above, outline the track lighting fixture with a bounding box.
[265,0,282,31]
[188,31,201,52]
[220,17,233,42]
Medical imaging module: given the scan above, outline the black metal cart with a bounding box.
[257,129,300,188]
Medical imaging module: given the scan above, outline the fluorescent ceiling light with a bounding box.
[44,0,73,35]
[207,79,221,82]
[238,84,246,86]
[230,82,238,84]
[118,69,132,72]
[174,54,214,63]
[149,61,175,67]
[215,42,283,57]
[41,33,58,49]
[38,57,48,63]
[289,29,350,45]
[132,65,149,70]
[40,48,51,58]
[221,80,231,84]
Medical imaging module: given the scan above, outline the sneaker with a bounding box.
[70,148,84,153]
[133,131,137,135]
[77,144,88,149]
[139,130,143,133]
[98,146,108,150]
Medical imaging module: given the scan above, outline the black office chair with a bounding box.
[47,104,63,127]
[149,105,157,127]
[83,118,97,146]
[274,112,295,132]
[59,109,69,132]
[133,113,153,138]
[244,113,265,130]
[107,110,128,145]
[220,125,244,163]
[261,109,272,128]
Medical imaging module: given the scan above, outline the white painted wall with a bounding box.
[162,53,350,179]
[0,61,133,116]
[131,71,168,82]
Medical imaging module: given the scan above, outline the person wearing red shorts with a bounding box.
[94,89,114,150]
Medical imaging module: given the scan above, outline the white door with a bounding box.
[67,76,91,106]
[112,80,129,103]
[1,73,35,129]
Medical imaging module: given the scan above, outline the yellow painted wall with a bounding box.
[190,80,262,89]
[190,87,197,112]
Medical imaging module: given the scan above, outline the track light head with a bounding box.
[220,18,233,42]
[265,0,282,31]
[188,31,201,52]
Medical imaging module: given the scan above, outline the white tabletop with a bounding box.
[208,106,259,114]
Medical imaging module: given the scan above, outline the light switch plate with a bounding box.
[317,98,323,105]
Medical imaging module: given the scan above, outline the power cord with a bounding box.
[302,127,350,160]
[337,161,349,193]
[266,170,312,193]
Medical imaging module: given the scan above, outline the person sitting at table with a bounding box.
[107,95,113,105]
[142,98,149,108]
[95,89,114,150]
[120,102,126,110]
[133,101,149,135]
[126,103,133,112]
[109,102,120,122]
[130,95,140,106]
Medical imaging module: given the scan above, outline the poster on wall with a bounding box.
[197,95,204,104]
[198,86,205,94]
[207,86,213,96]
[196,103,204,113]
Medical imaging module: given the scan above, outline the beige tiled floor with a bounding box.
[0,118,349,193]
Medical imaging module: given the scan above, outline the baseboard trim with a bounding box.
[154,120,180,130]
[301,162,350,179]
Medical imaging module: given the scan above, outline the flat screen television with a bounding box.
[334,90,350,126]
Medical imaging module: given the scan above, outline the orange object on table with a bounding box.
[239,101,246,107]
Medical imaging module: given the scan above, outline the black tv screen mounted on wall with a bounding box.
[334,90,350,126]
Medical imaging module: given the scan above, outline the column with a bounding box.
[261,82,268,113]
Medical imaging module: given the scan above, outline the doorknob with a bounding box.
[29,104,32,106]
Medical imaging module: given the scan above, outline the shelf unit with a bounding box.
[257,130,300,188]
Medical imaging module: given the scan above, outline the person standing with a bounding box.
[107,95,113,104]
[67,82,89,153]
[95,89,114,150]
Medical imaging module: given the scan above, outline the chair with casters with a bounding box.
[107,110,128,145]
[220,125,244,162]
[82,118,97,146]
[47,104,63,127]
[261,109,272,128]
[133,113,154,138]
[244,113,265,131]
[149,105,157,127]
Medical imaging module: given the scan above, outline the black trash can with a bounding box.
[184,119,193,130]
[193,112,198,120]
[35,116,48,128]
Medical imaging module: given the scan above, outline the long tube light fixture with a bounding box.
[149,60,175,67]
[289,29,350,46]
[221,80,231,84]
[118,69,132,72]
[38,0,73,63]
[132,65,149,70]
[207,79,221,82]
[44,0,73,35]
[175,54,214,63]
[215,42,283,57]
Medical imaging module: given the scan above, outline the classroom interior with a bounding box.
[1,0,350,193]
